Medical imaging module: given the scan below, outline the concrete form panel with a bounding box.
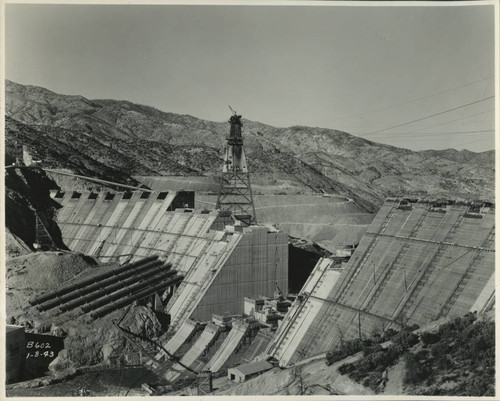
[468,270,495,313]
[112,198,166,257]
[277,268,341,365]
[267,258,334,363]
[55,194,84,222]
[62,194,98,246]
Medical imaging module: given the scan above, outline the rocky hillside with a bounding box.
[5,166,67,253]
[5,80,495,212]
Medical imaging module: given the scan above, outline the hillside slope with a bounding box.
[5,80,494,212]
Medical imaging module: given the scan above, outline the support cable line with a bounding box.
[362,95,494,136]
[454,137,494,147]
[371,129,494,140]
[405,107,494,132]
[329,75,493,123]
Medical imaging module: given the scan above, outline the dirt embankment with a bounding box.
[6,250,164,378]
[6,252,98,327]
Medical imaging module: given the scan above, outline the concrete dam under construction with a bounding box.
[266,198,495,366]
[31,177,494,390]
[52,188,288,323]
[6,111,495,396]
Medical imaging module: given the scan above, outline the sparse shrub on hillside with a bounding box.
[334,313,494,396]
[379,328,399,343]
[362,344,383,357]
[392,328,419,349]
[403,313,495,396]
[430,343,452,370]
[337,344,403,393]
[419,331,440,345]
[325,325,410,367]
[325,338,364,366]
[403,352,431,385]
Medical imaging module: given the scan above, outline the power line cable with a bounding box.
[451,137,493,148]
[330,76,494,123]
[362,96,494,136]
[373,130,494,140]
[391,108,494,132]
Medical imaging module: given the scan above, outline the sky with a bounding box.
[4,3,496,152]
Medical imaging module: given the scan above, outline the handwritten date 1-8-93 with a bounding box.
[26,341,55,358]
[26,350,55,359]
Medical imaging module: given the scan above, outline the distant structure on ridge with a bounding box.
[216,109,257,225]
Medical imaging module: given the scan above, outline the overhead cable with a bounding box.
[330,75,493,122]
[362,96,495,136]
[372,129,494,140]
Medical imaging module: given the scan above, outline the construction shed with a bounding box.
[227,360,274,383]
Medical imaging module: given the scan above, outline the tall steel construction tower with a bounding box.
[215,108,257,225]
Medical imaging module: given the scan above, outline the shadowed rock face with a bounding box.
[5,80,494,212]
[5,167,67,252]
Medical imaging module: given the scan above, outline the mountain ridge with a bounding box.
[5,80,494,211]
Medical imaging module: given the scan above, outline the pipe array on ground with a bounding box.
[89,275,184,319]
[29,255,159,306]
[58,262,172,313]
[38,259,167,311]
[80,268,178,314]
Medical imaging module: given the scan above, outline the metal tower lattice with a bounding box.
[34,211,57,251]
[215,110,257,225]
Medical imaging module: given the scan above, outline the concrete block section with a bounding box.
[151,319,201,363]
[167,233,242,328]
[267,258,342,366]
[469,272,495,313]
[164,323,221,382]
[191,226,289,321]
[204,320,249,373]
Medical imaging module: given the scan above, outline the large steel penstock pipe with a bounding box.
[80,269,178,314]
[36,258,167,311]
[30,255,159,306]
[58,262,172,312]
[90,274,184,319]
